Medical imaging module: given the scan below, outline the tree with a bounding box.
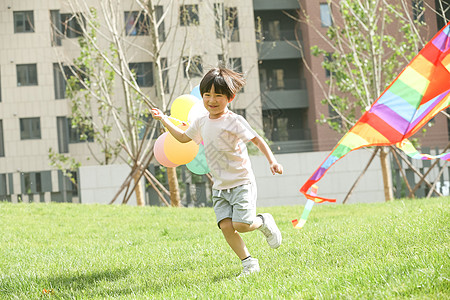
[49,0,193,206]
[294,0,437,201]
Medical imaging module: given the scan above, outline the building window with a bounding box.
[254,10,299,42]
[180,5,199,26]
[57,170,78,199]
[57,117,69,153]
[436,0,450,29]
[68,118,94,143]
[21,171,52,195]
[17,64,38,86]
[320,3,333,27]
[259,59,306,91]
[0,120,4,157]
[50,10,62,46]
[125,11,150,36]
[22,172,41,194]
[155,6,166,42]
[324,53,334,78]
[412,0,425,23]
[263,108,310,142]
[214,4,239,41]
[328,104,342,128]
[183,56,203,78]
[0,174,7,197]
[60,13,84,38]
[218,55,242,72]
[161,57,170,93]
[53,63,67,99]
[20,117,41,140]
[54,64,86,99]
[14,11,34,33]
[129,62,154,87]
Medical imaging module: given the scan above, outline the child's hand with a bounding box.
[150,108,165,120]
[270,162,283,175]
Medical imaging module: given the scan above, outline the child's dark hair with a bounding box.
[199,68,246,101]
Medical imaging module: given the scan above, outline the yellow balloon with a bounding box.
[170,94,198,122]
[164,124,199,165]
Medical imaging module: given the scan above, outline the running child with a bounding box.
[151,67,283,277]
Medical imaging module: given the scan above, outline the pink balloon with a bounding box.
[154,132,179,167]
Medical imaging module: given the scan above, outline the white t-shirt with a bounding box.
[185,111,257,190]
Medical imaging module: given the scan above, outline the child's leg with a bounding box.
[219,218,250,260]
[232,217,263,233]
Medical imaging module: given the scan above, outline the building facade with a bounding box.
[0,0,448,203]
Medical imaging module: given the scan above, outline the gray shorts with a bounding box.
[212,183,257,228]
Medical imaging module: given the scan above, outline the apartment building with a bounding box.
[0,0,448,203]
[256,0,449,152]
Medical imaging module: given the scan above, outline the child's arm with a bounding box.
[150,108,192,143]
[251,136,283,175]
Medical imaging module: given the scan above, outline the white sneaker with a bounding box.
[238,257,260,278]
[257,213,282,249]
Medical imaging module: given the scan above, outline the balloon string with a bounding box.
[167,116,188,125]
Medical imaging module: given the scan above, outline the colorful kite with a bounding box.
[300,21,450,205]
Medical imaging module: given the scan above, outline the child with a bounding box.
[151,67,283,277]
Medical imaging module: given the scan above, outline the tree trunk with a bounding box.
[167,167,181,206]
[379,146,394,201]
[133,172,145,206]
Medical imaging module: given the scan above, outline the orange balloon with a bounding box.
[164,124,199,165]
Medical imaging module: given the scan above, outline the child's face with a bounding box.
[202,85,231,119]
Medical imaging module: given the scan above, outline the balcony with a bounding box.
[253,0,300,10]
[267,128,313,154]
[271,140,314,154]
[258,40,302,60]
[260,76,308,110]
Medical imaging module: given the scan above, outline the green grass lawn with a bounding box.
[0,197,448,299]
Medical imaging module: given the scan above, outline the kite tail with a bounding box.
[293,185,318,229]
[300,181,336,203]
[397,139,450,161]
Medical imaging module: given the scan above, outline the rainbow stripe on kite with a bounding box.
[300,22,450,203]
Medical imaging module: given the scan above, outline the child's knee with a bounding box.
[233,222,250,233]
[219,218,234,231]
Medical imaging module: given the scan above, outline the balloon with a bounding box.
[154,132,179,168]
[186,144,210,175]
[170,94,198,123]
[164,124,199,165]
[190,85,202,100]
[187,100,208,124]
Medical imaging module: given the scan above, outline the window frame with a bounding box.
[412,0,425,23]
[0,120,4,157]
[214,4,240,41]
[319,3,333,27]
[124,11,150,36]
[182,56,203,78]
[67,117,94,144]
[16,64,38,86]
[129,62,154,87]
[180,5,199,26]
[60,13,85,38]
[20,117,41,140]
[14,11,35,33]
